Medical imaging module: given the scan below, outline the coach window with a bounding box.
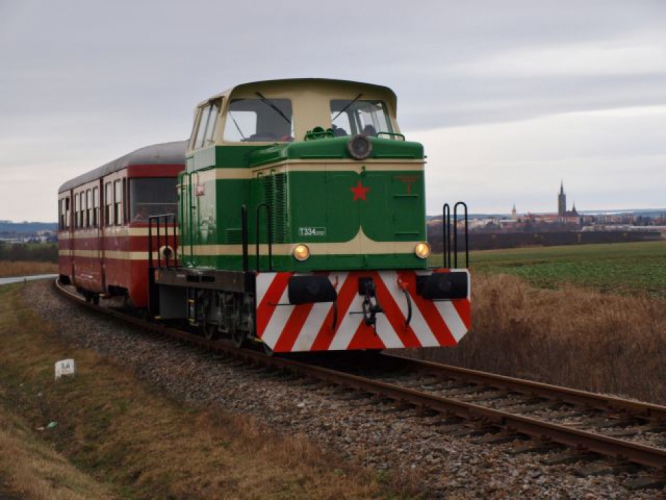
[79,193,84,229]
[63,197,70,229]
[123,178,127,224]
[77,193,83,228]
[223,98,293,142]
[76,194,79,229]
[130,178,178,221]
[93,187,99,227]
[104,183,113,226]
[74,194,79,229]
[59,199,65,230]
[114,180,123,226]
[86,189,92,228]
[81,193,85,228]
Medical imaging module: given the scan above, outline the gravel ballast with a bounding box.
[25,281,663,499]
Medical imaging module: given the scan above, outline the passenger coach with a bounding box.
[57,141,186,306]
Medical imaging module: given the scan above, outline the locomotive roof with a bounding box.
[198,78,398,108]
[58,140,187,193]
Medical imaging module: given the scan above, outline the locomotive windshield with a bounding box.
[130,178,178,222]
[330,99,394,137]
[223,98,294,142]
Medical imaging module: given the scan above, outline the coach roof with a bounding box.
[58,140,187,193]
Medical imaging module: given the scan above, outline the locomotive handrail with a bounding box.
[453,202,469,268]
[441,202,469,269]
[376,131,406,141]
[180,171,195,263]
[148,213,178,270]
[241,205,249,272]
[442,203,451,268]
[255,202,273,272]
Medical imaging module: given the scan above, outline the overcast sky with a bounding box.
[1,0,665,221]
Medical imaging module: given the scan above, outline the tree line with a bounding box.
[0,243,58,262]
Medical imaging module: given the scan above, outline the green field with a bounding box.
[432,240,666,298]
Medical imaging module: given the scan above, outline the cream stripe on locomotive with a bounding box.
[256,159,424,173]
[255,270,470,352]
[188,228,420,256]
[178,161,425,185]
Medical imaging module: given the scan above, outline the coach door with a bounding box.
[96,182,105,290]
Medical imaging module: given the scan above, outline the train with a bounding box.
[58,78,470,353]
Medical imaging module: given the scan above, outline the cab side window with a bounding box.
[192,100,221,149]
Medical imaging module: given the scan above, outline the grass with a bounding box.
[431,240,666,298]
[0,283,416,499]
[0,395,117,500]
[0,261,58,278]
[416,273,666,404]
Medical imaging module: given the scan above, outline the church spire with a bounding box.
[558,180,567,216]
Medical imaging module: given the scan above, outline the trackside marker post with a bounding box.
[55,359,76,380]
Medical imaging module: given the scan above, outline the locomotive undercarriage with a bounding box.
[152,267,257,347]
[190,288,255,346]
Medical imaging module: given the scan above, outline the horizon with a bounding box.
[3,207,666,225]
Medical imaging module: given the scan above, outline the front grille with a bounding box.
[262,173,288,243]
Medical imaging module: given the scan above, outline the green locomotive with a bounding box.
[153,79,470,352]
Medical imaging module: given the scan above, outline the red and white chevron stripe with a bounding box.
[256,270,471,353]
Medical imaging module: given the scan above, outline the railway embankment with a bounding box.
[4,280,660,498]
[0,282,399,499]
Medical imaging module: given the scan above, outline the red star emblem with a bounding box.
[350,180,370,201]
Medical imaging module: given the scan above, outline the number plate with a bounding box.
[298,227,326,237]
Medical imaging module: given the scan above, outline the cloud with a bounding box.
[412,105,666,214]
[452,40,666,78]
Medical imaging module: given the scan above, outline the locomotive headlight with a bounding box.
[347,134,373,160]
[292,244,310,261]
[415,242,431,259]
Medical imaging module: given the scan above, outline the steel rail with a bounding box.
[53,279,666,470]
[382,353,666,421]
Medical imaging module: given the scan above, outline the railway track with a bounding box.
[54,279,666,486]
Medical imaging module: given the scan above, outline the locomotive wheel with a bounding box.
[231,328,245,348]
[203,322,218,341]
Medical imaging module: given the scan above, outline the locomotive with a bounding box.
[58,78,470,353]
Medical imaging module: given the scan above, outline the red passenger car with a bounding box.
[57,141,186,307]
